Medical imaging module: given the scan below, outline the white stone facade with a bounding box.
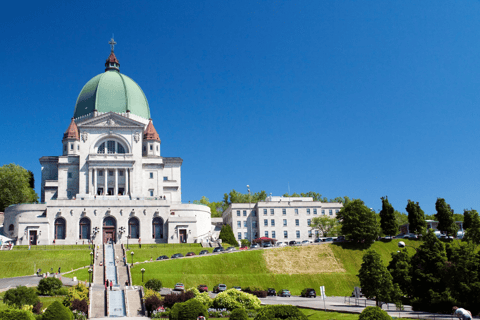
[223,196,343,243]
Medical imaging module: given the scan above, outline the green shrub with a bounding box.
[169,299,208,320]
[3,286,39,309]
[70,299,88,314]
[254,305,307,320]
[163,291,194,308]
[32,301,43,314]
[144,288,162,300]
[188,288,213,308]
[145,295,163,315]
[359,306,392,320]
[63,284,89,308]
[145,278,162,291]
[0,309,36,320]
[213,289,261,310]
[37,278,63,296]
[55,287,69,296]
[230,308,248,320]
[42,301,73,320]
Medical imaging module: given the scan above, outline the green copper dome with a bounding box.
[73,69,150,119]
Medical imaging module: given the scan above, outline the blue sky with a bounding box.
[2,1,480,215]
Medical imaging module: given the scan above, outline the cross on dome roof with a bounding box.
[109,37,117,52]
[105,37,120,71]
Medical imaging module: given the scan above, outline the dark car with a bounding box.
[199,250,209,255]
[198,284,208,293]
[288,240,297,246]
[301,288,316,298]
[267,288,277,296]
[213,284,227,293]
[263,242,273,247]
[225,246,236,252]
[213,247,225,253]
[156,255,169,261]
[325,237,333,242]
[278,289,291,297]
[186,252,196,256]
[335,236,346,242]
[171,253,184,259]
[314,238,322,243]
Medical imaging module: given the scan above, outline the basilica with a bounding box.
[4,40,212,245]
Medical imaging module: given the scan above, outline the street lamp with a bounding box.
[88,268,93,286]
[90,251,94,266]
[141,268,145,283]
[127,235,130,250]
[130,251,134,266]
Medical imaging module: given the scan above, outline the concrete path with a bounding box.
[0,274,86,291]
[93,245,104,285]
[126,289,144,317]
[90,287,106,318]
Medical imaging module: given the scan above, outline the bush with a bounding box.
[63,284,89,308]
[254,305,307,320]
[213,289,261,310]
[42,301,73,320]
[145,295,163,316]
[55,287,69,296]
[3,286,39,309]
[0,309,36,320]
[218,225,239,247]
[144,288,162,300]
[230,308,248,320]
[145,279,162,291]
[359,306,392,320]
[70,299,88,314]
[37,277,63,296]
[169,299,208,320]
[32,301,43,314]
[163,291,195,308]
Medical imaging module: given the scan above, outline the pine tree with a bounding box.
[406,200,427,236]
[218,224,238,246]
[379,196,398,236]
[435,198,457,237]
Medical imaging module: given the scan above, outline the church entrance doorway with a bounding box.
[179,229,187,243]
[103,217,116,243]
[29,230,37,245]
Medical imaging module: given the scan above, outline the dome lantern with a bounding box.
[105,38,120,72]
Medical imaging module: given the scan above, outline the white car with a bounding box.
[276,242,286,247]
[174,283,185,291]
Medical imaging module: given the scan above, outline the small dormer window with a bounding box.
[70,144,73,150]
[150,145,153,151]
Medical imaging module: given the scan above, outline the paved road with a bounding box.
[0,274,82,291]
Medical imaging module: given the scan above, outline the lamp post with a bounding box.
[90,251,94,266]
[88,268,93,286]
[127,235,130,250]
[131,251,134,266]
[141,268,145,283]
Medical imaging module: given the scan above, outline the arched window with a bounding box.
[152,217,164,239]
[79,218,91,239]
[8,224,14,231]
[103,217,116,227]
[129,217,140,239]
[55,218,66,240]
[97,140,127,154]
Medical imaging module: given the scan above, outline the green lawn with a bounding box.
[0,291,65,312]
[124,243,204,263]
[129,239,421,296]
[301,308,361,320]
[0,247,92,278]
[62,267,91,282]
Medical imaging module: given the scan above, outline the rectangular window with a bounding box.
[163,176,168,181]
[244,232,248,239]
[243,221,247,227]
[295,219,299,226]
[336,209,340,214]
[265,231,269,238]
[295,209,298,215]
[237,221,241,228]
[252,221,257,228]
[307,209,311,215]
[107,141,115,154]
[98,171,103,176]
[308,230,312,237]
[270,209,274,215]
[149,189,154,197]
[68,172,72,179]
[314,209,317,215]
[284,231,288,238]
[307,219,311,226]
[252,210,256,217]
[329,209,333,215]
[109,170,113,176]
[70,144,73,150]
[296,230,300,238]
[283,219,287,226]
[149,172,154,179]
[263,209,267,215]
[264,219,268,226]
[272,231,276,239]
[322,210,325,215]
[119,171,124,176]
[150,145,153,150]
[243,210,247,216]
[237,210,240,217]
[282,209,286,215]
[238,232,242,240]
[271,219,275,226]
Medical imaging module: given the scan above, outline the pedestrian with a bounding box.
[109,280,113,291]
[139,238,141,249]
[125,280,128,286]
[453,306,472,320]
[150,257,152,262]
[58,267,61,274]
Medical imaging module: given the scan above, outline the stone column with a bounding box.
[94,169,97,196]
[88,168,92,195]
[126,169,130,195]
[114,168,118,196]
[104,169,107,195]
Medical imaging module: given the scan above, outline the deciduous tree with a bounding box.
[379,197,398,236]
[0,164,38,211]
[310,216,339,237]
[463,210,480,245]
[337,199,378,243]
[435,198,457,237]
[463,209,476,230]
[387,250,411,297]
[406,200,427,236]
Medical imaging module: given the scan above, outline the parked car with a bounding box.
[225,246,236,252]
[156,255,169,261]
[336,236,346,242]
[301,288,316,298]
[267,288,277,296]
[198,284,208,293]
[278,289,291,297]
[233,286,242,291]
[199,250,209,255]
[301,240,310,245]
[171,253,184,259]
[325,237,333,242]
[186,252,196,256]
[213,247,225,253]
[314,238,322,243]
[239,246,249,250]
[213,284,227,293]
[276,241,286,247]
[250,243,260,249]
[174,283,185,291]
[263,243,273,247]
[288,240,297,246]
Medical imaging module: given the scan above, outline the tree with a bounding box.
[222,189,267,211]
[394,210,408,228]
[42,301,73,320]
[463,209,476,230]
[379,197,398,236]
[3,286,39,309]
[358,306,392,320]
[218,224,238,246]
[387,250,411,297]
[336,199,379,243]
[463,210,480,245]
[310,216,339,237]
[240,239,251,247]
[0,164,38,211]
[435,198,457,237]
[193,196,224,217]
[144,278,162,291]
[37,277,63,296]
[358,250,398,306]
[406,200,427,236]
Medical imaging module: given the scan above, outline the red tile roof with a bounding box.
[63,118,79,140]
[144,119,160,141]
[106,51,119,64]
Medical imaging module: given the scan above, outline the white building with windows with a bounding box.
[4,41,212,246]
[222,196,343,243]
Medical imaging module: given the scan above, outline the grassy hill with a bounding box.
[130,239,420,296]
